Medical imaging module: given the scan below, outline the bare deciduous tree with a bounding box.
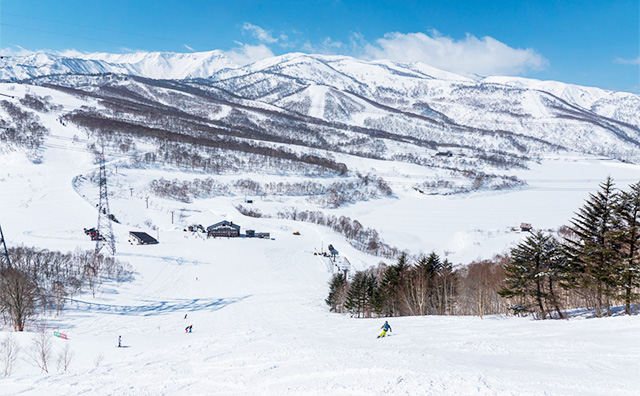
[27,329,52,373]
[1,334,20,377]
[56,342,74,372]
[0,267,38,331]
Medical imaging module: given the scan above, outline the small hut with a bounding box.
[129,231,158,245]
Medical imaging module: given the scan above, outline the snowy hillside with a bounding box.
[1,51,640,395]
[1,50,639,164]
[0,115,639,395]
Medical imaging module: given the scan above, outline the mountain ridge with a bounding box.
[2,50,639,164]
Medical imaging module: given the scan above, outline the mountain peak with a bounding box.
[0,50,237,80]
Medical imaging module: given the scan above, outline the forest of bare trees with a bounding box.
[0,100,49,159]
[0,246,133,331]
[149,173,392,207]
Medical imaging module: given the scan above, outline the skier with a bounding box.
[377,321,392,338]
[185,324,193,333]
[184,313,188,319]
[118,335,122,347]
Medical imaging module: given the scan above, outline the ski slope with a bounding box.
[1,130,640,395]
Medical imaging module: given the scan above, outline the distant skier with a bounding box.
[377,321,392,338]
[185,324,193,333]
[118,335,122,347]
[184,313,188,319]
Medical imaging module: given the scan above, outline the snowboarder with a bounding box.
[378,321,392,338]
[118,335,122,347]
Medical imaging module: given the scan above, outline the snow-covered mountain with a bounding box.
[0,50,237,80]
[1,50,640,164]
[2,50,640,396]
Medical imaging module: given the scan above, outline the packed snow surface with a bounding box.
[1,122,639,395]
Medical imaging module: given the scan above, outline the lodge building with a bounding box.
[207,220,241,237]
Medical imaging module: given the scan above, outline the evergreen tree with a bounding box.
[612,180,640,314]
[500,231,551,318]
[326,273,348,313]
[344,270,379,318]
[410,252,442,315]
[344,271,365,317]
[542,235,570,319]
[378,253,409,316]
[564,176,620,316]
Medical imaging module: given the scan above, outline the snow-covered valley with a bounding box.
[1,106,639,395]
[0,51,639,395]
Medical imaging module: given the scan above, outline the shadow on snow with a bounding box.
[67,295,251,316]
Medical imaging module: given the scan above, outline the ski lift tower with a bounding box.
[95,152,116,255]
[0,224,12,268]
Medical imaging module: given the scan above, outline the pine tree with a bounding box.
[326,273,348,313]
[344,270,379,318]
[612,180,640,314]
[564,176,621,316]
[344,271,365,317]
[378,253,409,316]
[500,231,555,318]
[410,252,442,315]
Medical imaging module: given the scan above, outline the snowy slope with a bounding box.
[1,125,640,395]
[1,52,640,395]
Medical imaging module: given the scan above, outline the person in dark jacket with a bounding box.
[378,321,392,338]
[118,335,122,347]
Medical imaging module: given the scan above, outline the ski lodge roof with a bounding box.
[207,220,241,231]
[129,231,159,245]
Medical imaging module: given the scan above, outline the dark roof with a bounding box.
[129,231,158,244]
[207,220,241,231]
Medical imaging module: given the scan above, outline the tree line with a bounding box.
[328,177,640,319]
[149,173,392,208]
[0,246,133,331]
[327,252,510,318]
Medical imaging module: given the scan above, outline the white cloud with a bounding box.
[183,44,195,51]
[362,31,548,77]
[0,46,43,56]
[0,47,91,58]
[614,56,640,65]
[243,23,279,44]
[301,37,344,54]
[224,43,274,65]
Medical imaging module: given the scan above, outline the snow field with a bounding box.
[1,124,640,394]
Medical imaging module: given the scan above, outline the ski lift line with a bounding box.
[48,134,91,143]
[41,142,142,160]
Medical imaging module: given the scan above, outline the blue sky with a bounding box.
[0,0,638,92]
